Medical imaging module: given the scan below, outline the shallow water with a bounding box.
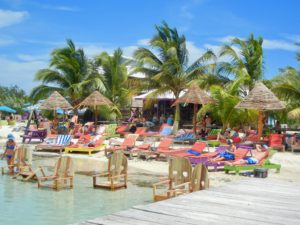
[0,159,154,225]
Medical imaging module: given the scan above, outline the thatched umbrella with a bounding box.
[76,91,113,123]
[40,91,73,116]
[172,84,213,133]
[235,82,285,140]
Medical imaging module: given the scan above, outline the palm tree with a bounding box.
[133,22,215,121]
[219,34,264,96]
[199,77,257,129]
[30,39,104,105]
[95,48,132,118]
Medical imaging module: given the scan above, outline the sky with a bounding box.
[0,0,299,93]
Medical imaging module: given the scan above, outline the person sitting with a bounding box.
[166,114,174,126]
[50,118,59,134]
[210,139,236,162]
[159,114,166,125]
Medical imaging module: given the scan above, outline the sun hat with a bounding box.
[7,133,15,140]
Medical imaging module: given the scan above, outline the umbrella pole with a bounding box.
[193,104,198,134]
[94,106,97,125]
[258,111,264,140]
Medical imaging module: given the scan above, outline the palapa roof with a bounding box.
[40,91,73,110]
[235,82,285,111]
[172,84,213,106]
[76,91,113,108]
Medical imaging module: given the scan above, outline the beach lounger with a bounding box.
[152,157,192,201]
[64,136,105,156]
[93,151,128,190]
[37,156,74,190]
[269,134,285,152]
[104,134,138,156]
[168,141,207,158]
[21,128,47,143]
[206,128,222,140]
[172,133,196,144]
[103,124,120,139]
[224,150,281,175]
[35,134,72,154]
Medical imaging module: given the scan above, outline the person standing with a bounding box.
[1,134,17,174]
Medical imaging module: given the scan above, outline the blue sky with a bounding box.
[0,0,299,93]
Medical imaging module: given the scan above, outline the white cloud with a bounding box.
[137,39,150,46]
[0,38,15,46]
[0,56,47,93]
[214,35,243,43]
[186,41,205,63]
[0,9,28,28]
[263,39,299,51]
[16,53,49,62]
[41,5,79,12]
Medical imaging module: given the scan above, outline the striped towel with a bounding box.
[56,135,71,145]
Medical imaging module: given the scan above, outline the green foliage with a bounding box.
[0,85,31,113]
[133,22,216,121]
[30,39,105,105]
[95,48,132,118]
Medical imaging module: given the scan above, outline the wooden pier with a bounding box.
[77,178,300,225]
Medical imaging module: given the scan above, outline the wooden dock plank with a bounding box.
[76,179,300,225]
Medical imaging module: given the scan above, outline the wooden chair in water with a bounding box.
[93,151,128,191]
[152,157,192,202]
[36,156,74,190]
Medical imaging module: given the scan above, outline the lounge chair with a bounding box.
[152,157,192,201]
[21,128,47,143]
[37,156,74,190]
[64,136,105,156]
[206,128,222,140]
[269,134,285,152]
[103,124,120,139]
[205,148,250,172]
[104,134,139,156]
[188,146,227,165]
[1,146,31,176]
[93,151,128,190]
[224,150,281,175]
[168,141,207,158]
[35,134,72,154]
[173,163,209,196]
[172,133,196,144]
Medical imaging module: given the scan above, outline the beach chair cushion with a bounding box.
[56,135,71,145]
[160,127,172,136]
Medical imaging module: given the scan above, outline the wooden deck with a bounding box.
[77,178,300,225]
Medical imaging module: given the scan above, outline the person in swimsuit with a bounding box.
[1,134,17,174]
[210,139,236,162]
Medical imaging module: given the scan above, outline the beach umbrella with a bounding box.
[0,105,16,113]
[40,91,73,111]
[235,82,285,140]
[76,91,113,123]
[172,84,213,133]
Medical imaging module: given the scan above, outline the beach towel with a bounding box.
[186,149,201,156]
[160,127,172,136]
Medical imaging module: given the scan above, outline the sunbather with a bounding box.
[210,139,236,162]
[1,134,17,174]
[226,144,267,166]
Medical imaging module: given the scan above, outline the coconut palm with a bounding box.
[272,67,300,118]
[199,77,257,129]
[30,39,104,105]
[219,34,264,96]
[95,48,132,117]
[133,22,216,121]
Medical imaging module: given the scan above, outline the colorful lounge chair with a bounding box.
[224,150,281,175]
[269,134,285,152]
[64,136,105,156]
[93,151,128,190]
[104,134,139,156]
[168,141,207,157]
[172,133,196,144]
[35,134,72,154]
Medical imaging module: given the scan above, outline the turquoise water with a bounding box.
[0,160,154,225]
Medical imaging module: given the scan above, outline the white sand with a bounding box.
[1,123,300,188]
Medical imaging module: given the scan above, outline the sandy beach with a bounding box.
[1,123,300,188]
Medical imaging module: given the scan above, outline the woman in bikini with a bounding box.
[2,134,17,174]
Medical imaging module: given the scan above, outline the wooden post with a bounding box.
[193,104,198,134]
[258,111,264,140]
